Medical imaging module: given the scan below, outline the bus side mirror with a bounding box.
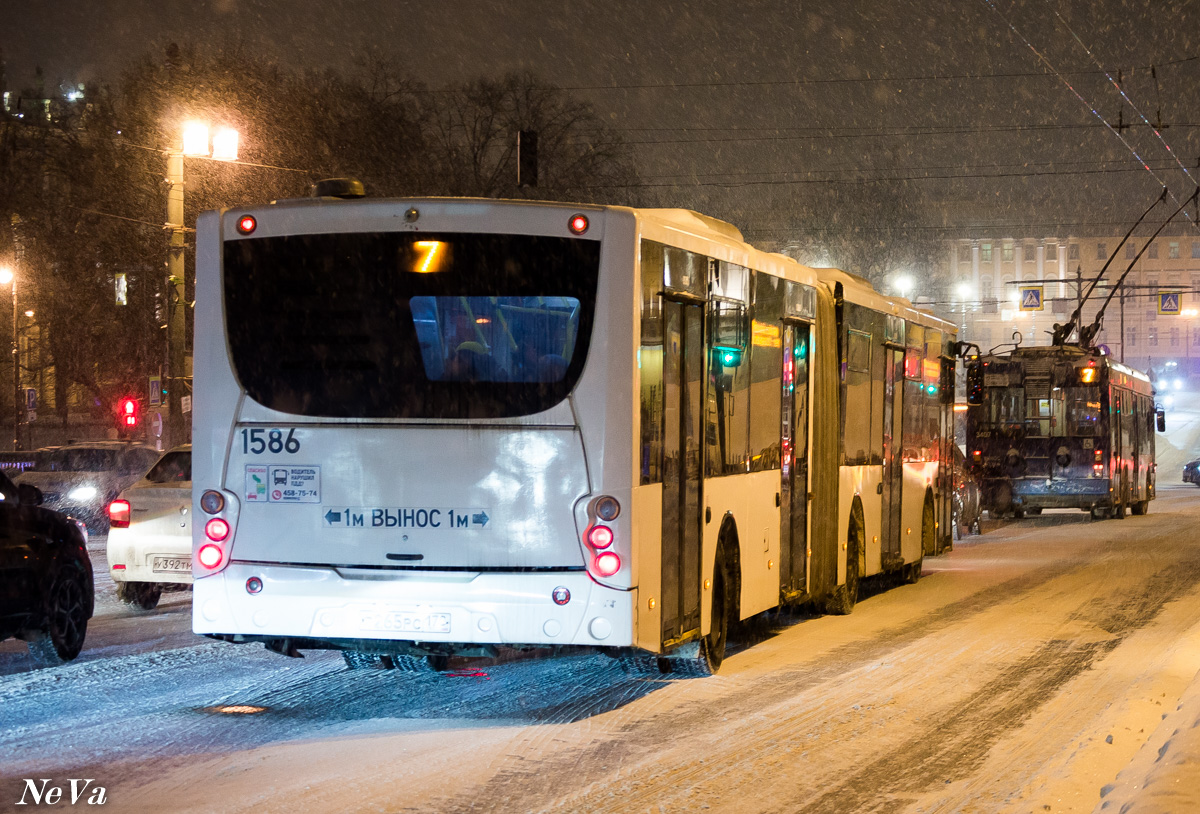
[1156,407,1166,432]
[966,363,984,406]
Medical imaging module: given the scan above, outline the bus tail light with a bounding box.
[205,518,230,542]
[587,525,614,549]
[108,499,131,529]
[198,543,224,569]
[594,551,621,577]
[1093,463,1104,476]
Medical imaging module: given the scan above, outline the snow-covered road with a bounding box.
[4,485,1200,813]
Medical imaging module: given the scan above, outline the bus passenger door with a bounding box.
[661,299,704,643]
[780,321,811,598]
[881,347,904,564]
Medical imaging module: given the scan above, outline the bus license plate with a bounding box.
[152,556,191,573]
[358,610,451,634]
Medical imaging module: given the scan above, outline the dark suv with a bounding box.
[0,469,94,665]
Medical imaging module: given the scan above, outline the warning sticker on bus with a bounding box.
[322,506,490,530]
[245,465,321,503]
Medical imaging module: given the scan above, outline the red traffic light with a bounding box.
[118,397,140,428]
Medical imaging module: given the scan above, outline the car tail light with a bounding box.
[198,543,224,569]
[205,518,230,542]
[594,551,621,577]
[587,525,614,549]
[108,499,131,529]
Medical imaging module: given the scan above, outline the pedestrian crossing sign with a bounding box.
[1158,291,1181,315]
[1019,285,1044,311]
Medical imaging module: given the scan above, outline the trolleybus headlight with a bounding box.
[200,490,225,514]
[594,551,621,577]
[205,517,230,542]
[587,525,614,549]
[236,214,257,235]
[198,544,224,569]
[594,495,621,521]
[568,214,589,234]
[108,499,131,529]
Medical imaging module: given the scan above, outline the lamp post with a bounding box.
[1184,308,1199,367]
[166,121,238,448]
[956,282,972,342]
[894,275,914,299]
[0,266,16,450]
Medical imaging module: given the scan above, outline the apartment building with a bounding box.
[944,233,1200,381]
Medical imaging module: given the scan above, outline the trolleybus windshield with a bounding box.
[223,232,600,419]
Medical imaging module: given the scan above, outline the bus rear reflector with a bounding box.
[108,499,131,529]
[594,551,621,577]
[568,214,589,234]
[205,518,230,542]
[198,544,224,569]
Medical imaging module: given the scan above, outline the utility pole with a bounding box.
[1075,265,1083,343]
[165,150,187,449]
[1119,287,1126,363]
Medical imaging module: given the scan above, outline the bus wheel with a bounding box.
[664,551,732,677]
[1131,500,1149,516]
[907,501,933,584]
[342,651,389,670]
[1012,507,1026,520]
[1027,507,1043,516]
[1090,506,1108,520]
[824,525,860,615]
[390,655,446,672]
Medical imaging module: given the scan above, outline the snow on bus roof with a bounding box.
[639,208,745,244]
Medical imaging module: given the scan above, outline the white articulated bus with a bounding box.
[191,185,955,675]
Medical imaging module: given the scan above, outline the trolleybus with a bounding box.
[964,344,1162,520]
[191,186,956,675]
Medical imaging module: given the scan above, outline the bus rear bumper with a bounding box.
[192,562,635,650]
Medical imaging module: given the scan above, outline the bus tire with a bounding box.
[906,499,933,584]
[390,655,445,672]
[1132,500,1149,516]
[824,519,861,615]
[664,548,733,678]
[342,651,388,670]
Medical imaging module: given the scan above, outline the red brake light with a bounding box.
[594,551,621,577]
[205,517,230,542]
[587,525,614,549]
[198,543,224,569]
[568,214,589,234]
[236,215,257,234]
[108,499,131,528]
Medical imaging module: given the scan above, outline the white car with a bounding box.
[106,445,192,610]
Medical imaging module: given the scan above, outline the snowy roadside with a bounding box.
[1096,656,1200,813]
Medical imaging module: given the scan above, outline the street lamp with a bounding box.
[1184,308,1199,366]
[0,266,16,450]
[955,282,972,340]
[166,121,238,447]
[894,275,914,299]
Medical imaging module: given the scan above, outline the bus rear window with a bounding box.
[223,232,600,419]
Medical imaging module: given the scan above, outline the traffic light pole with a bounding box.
[165,151,188,449]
